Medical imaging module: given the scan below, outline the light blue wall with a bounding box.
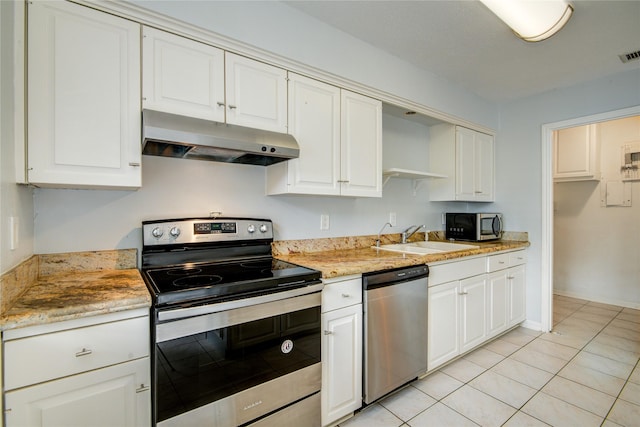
[495,68,640,323]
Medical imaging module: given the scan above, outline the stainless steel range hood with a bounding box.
[142,109,299,166]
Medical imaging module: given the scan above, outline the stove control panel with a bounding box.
[143,218,273,246]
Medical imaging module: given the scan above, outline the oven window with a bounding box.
[155,306,321,422]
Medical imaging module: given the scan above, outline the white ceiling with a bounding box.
[284,0,640,103]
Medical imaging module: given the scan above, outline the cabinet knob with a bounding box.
[323,330,333,335]
[75,348,93,357]
[228,104,237,110]
[217,102,225,107]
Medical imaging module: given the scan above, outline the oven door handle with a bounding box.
[157,282,324,323]
[156,285,323,343]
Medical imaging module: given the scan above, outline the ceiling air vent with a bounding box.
[619,49,640,63]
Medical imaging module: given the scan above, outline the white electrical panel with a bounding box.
[621,141,640,181]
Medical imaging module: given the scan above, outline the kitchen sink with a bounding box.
[375,241,479,255]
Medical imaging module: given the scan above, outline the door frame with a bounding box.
[540,105,640,332]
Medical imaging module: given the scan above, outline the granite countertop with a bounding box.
[276,238,529,279]
[0,250,151,331]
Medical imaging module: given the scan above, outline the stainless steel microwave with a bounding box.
[445,213,503,241]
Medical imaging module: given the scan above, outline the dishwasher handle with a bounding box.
[363,265,428,290]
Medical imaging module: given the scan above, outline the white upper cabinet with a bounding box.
[429,124,495,202]
[267,73,341,195]
[225,52,288,133]
[266,75,382,197]
[553,123,601,181]
[340,90,383,197]
[142,26,225,122]
[27,0,141,189]
[142,28,287,133]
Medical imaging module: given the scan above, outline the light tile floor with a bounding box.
[340,295,640,427]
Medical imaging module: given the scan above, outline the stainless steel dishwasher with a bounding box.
[363,265,429,404]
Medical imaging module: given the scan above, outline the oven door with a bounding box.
[154,290,322,427]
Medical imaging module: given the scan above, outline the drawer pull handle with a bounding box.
[507,276,515,280]
[228,104,237,110]
[216,102,225,107]
[459,291,468,295]
[342,293,351,298]
[75,348,93,357]
[136,384,150,393]
[499,261,506,264]
[324,330,333,335]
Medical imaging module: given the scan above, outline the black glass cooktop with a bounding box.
[143,257,321,306]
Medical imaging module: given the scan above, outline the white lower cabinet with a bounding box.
[428,250,527,371]
[486,250,527,336]
[321,275,362,426]
[2,309,151,427]
[428,257,487,371]
[5,358,149,427]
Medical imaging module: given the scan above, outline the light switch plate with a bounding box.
[389,212,397,226]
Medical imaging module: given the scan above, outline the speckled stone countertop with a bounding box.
[274,232,529,279]
[1,249,151,331]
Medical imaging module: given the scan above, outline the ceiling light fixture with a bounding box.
[479,0,574,42]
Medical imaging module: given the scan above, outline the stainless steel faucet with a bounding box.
[401,224,425,243]
[376,222,392,247]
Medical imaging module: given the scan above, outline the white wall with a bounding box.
[0,0,34,274]
[496,68,640,325]
[554,116,640,307]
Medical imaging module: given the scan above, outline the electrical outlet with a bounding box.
[389,212,397,226]
[441,213,446,225]
[320,214,330,230]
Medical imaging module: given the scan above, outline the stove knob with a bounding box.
[151,227,163,238]
[259,224,268,233]
[247,224,256,234]
[169,227,181,238]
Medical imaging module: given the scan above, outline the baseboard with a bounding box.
[554,289,640,310]
[521,319,543,332]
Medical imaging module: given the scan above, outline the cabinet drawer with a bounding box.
[429,257,485,286]
[487,253,510,272]
[322,277,362,312]
[509,251,527,266]
[5,316,149,390]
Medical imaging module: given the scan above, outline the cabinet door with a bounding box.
[553,124,600,181]
[27,0,141,189]
[455,127,494,201]
[486,271,509,338]
[321,305,362,426]
[225,52,287,133]
[279,73,341,195]
[455,127,477,200]
[427,281,460,371]
[340,91,382,197]
[474,131,494,201]
[142,26,225,122]
[508,264,527,326]
[5,358,150,427]
[459,275,487,353]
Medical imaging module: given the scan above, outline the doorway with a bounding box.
[540,105,640,332]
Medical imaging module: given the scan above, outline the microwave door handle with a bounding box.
[493,215,502,236]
